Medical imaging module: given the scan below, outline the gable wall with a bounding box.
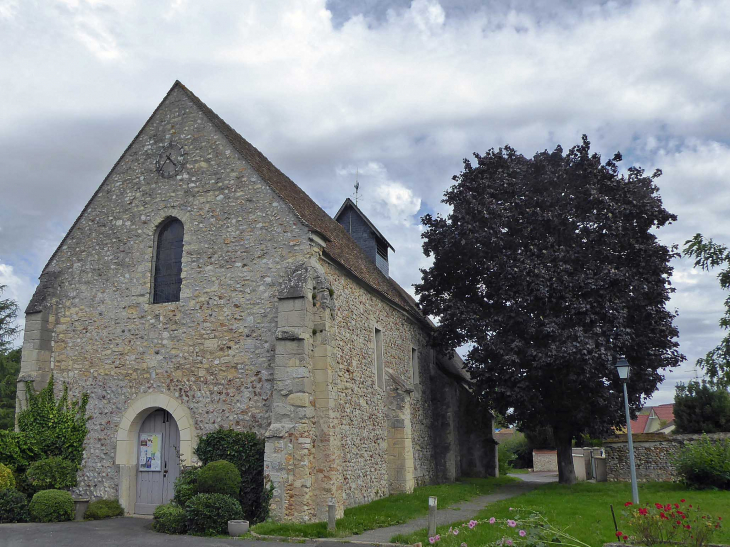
[321,259,437,507]
[23,86,312,500]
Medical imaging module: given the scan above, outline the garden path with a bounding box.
[341,474,555,543]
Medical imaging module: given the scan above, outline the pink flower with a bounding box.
[453,529,459,536]
[509,507,514,511]
[460,543,467,547]
[519,530,526,537]
[435,535,440,541]
[505,540,514,546]
[468,520,477,529]
[508,519,517,527]
[429,538,436,544]
[489,517,496,524]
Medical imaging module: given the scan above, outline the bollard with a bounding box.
[328,503,336,532]
[428,496,437,537]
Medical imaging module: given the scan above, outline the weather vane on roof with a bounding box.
[354,168,360,206]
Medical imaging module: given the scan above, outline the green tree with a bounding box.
[0,285,19,353]
[683,234,730,387]
[416,136,683,483]
[0,348,22,430]
[674,380,730,433]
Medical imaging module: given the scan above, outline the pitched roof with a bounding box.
[174,82,423,320]
[652,404,675,423]
[334,198,395,252]
[629,414,650,434]
[36,81,424,322]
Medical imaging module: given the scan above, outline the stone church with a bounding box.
[17,81,496,521]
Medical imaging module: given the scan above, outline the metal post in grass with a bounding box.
[328,502,336,532]
[616,356,639,505]
[428,496,437,537]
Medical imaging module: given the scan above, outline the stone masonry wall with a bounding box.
[321,259,437,508]
[604,433,730,482]
[19,86,312,501]
[533,450,558,472]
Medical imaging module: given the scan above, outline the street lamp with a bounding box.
[616,357,639,505]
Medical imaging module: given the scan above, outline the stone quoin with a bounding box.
[16,81,497,521]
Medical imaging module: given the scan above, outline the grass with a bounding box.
[506,468,530,475]
[251,476,517,539]
[391,482,730,546]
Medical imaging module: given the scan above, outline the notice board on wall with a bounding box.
[139,432,163,472]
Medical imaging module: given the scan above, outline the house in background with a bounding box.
[628,403,675,434]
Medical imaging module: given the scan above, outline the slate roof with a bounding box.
[35,81,424,322]
[175,82,423,320]
[334,198,395,252]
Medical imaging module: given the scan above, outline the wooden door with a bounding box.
[135,409,180,515]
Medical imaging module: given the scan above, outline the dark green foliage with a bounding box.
[28,489,74,522]
[197,460,241,498]
[173,467,200,507]
[185,493,243,535]
[153,503,187,534]
[0,488,29,523]
[416,136,683,483]
[84,499,124,520]
[674,435,730,489]
[25,457,78,494]
[684,235,730,388]
[0,430,41,473]
[195,429,269,523]
[524,427,556,450]
[674,381,730,433]
[498,433,533,472]
[17,376,89,466]
[0,348,21,430]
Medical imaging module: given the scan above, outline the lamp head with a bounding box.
[616,357,630,381]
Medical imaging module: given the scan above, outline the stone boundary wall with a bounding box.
[533,449,558,472]
[603,432,730,482]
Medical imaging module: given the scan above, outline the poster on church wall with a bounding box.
[139,432,163,472]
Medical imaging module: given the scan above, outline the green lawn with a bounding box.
[251,476,517,539]
[391,482,730,546]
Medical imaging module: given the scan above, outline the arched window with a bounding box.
[152,218,184,304]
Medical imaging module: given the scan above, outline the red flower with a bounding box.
[639,508,648,516]
[674,503,679,509]
[665,504,672,511]
[680,499,686,503]
[616,531,624,538]
[685,525,691,530]
[625,502,633,507]
[677,521,681,525]
[655,503,664,510]
[719,517,723,521]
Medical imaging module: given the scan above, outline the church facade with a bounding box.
[17,82,496,521]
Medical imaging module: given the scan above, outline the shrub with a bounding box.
[0,430,41,473]
[197,460,241,498]
[624,499,722,546]
[674,381,730,433]
[195,429,268,522]
[0,462,15,489]
[153,503,187,534]
[173,467,200,507]
[0,488,29,523]
[84,499,124,520]
[674,435,730,489]
[28,489,74,523]
[17,376,89,466]
[185,493,243,535]
[25,457,78,493]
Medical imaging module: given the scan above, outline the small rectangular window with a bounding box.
[375,327,384,389]
[411,347,419,385]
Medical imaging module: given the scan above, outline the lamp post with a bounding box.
[616,357,639,505]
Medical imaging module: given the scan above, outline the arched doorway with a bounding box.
[116,392,196,515]
[135,409,180,514]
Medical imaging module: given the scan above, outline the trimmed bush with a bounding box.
[195,429,269,522]
[173,467,200,507]
[84,499,124,520]
[0,488,29,523]
[197,460,241,498]
[25,457,78,494]
[0,463,15,489]
[185,493,243,535]
[674,435,730,489]
[153,503,187,534]
[29,489,74,523]
[0,430,41,473]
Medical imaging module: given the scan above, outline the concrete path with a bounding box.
[0,517,352,547]
[342,476,554,543]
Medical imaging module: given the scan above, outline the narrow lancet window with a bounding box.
[153,218,184,304]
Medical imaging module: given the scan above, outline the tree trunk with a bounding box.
[555,430,576,484]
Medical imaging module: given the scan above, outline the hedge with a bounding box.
[153,503,187,534]
[84,499,124,520]
[197,460,241,498]
[29,489,74,523]
[185,493,242,535]
[25,457,78,494]
[0,488,29,523]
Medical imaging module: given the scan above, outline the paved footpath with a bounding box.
[342,473,557,544]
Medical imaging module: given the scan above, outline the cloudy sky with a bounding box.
[2,0,729,405]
